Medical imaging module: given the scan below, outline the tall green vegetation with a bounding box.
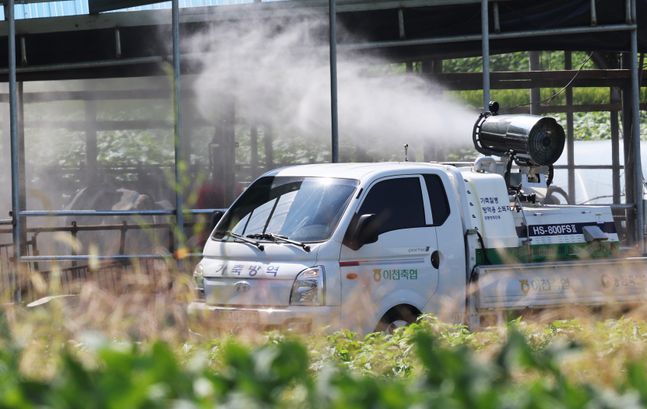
[4,307,647,408]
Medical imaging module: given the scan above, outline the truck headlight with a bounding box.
[193,262,205,298]
[290,266,325,306]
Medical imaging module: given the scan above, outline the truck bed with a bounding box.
[475,257,647,311]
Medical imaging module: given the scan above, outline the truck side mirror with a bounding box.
[343,213,378,250]
[209,210,225,233]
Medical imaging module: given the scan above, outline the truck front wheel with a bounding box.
[375,305,421,333]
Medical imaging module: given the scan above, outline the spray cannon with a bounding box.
[472,102,567,202]
[473,103,565,167]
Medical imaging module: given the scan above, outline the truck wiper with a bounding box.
[247,233,311,252]
[224,231,264,251]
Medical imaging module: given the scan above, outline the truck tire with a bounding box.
[375,305,421,333]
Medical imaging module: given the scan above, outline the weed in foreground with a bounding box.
[4,274,647,407]
[3,313,647,408]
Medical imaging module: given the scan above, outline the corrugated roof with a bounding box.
[13,1,87,19]
[119,0,256,12]
[0,0,260,19]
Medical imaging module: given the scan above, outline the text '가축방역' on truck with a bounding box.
[189,103,647,333]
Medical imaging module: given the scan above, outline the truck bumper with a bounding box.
[187,302,340,332]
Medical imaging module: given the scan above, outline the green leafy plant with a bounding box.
[5,309,647,408]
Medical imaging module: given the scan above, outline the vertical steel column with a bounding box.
[630,0,644,253]
[85,100,97,185]
[250,125,259,178]
[329,0,339,163]
[529,52,541,115]
[1,99,8,179]
[6,1,20,273]
[611,87,621,204]
[481,0,490,111]
[622,58,635,241]
[264,125,274,171]
[590,0,597,26]
[16,81,25,261]
[565,52,575,203]
[180,96,192,180]
[398,8,406,39]
[220,97,236,205]
[172,0,184,252]
[493,1,500,33]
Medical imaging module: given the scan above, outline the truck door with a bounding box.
[339,175,439,333]
[421,173,466,323]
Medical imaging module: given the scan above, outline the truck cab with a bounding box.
[190,162,466,334]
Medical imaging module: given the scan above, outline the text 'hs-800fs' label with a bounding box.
[527,222,616,237]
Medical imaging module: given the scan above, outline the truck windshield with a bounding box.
[213,176,358,242]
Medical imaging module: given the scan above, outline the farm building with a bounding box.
[0,0,645,298]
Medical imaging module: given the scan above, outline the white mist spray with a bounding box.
[188,14,477,162]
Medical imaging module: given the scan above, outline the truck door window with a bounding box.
[423,174,450,226]
[358,177,425,235]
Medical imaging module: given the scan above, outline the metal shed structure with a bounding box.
[0,0,645,289]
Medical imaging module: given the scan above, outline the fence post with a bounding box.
[70,221,78,268]
[119,221,127,256]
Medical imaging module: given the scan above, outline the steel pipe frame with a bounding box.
[6,0,20,297]
[0,24,633,78]
[16,81,26,256]
[529,51,540,115]
[472,1,641,244]
[553,165,623,171]
[19,208,220,217]
[172,0,184,253]
[250,125,259,175]
[22,119,175,131]
[611,88,622,205]
[0,1,628,35]
[0,1,490,40]
[0,55,165,75]
[84,99,98,184]
[9,209,223,263]
[329,0,339,163]
[343,23,637,51]
[21,254,174,262]
[20,254,204,262]
[1,222,178,234]
[0,24,632,84]
[630,0,644,253]
[1,87,640,107]
[457,2,638,246]
[565,52,576,204]
[0,89,178,102]
[430,69,644,89]
[480,0,489,111]
[2,0,643,263]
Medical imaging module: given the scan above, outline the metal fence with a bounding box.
[0,213,211,302]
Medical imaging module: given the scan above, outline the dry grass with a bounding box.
[2,260,647,389]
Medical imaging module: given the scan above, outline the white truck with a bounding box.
[190,109,647,333]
